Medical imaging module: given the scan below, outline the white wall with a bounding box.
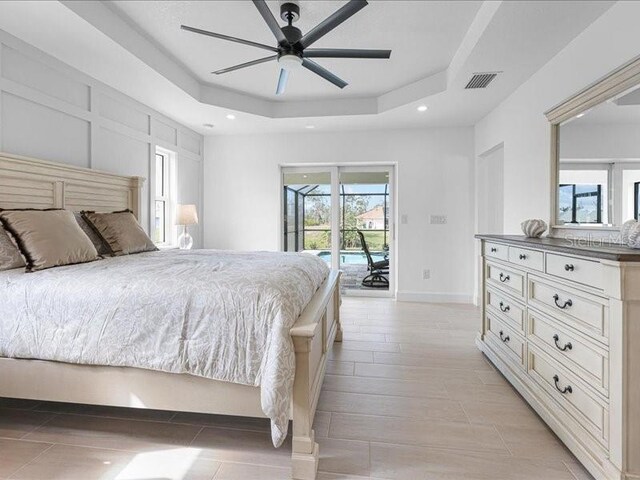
[476,145,504,235]
[475,1,640,233]
[561,123,640,159]
[204,127,475,303]
[0,29,204,246]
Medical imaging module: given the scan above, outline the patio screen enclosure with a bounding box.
[283,183,390,253]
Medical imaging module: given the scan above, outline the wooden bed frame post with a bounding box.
[334,285,343,343]
[290,272,341,480]
[131,176,145,222]
[291,334,320,480]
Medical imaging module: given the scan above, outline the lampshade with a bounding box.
[175,204,198,226]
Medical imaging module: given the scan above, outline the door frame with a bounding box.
[280,163,397,298]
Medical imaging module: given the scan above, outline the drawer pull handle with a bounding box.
[490,247,497,253]
[499,273,510,283]
[564,264,575,272]
[553,375,573,394]
[519,254,527,260]
[499,330,510,343]
[553,294,572,309]
[499,302,510,313]
[553,334,573,352]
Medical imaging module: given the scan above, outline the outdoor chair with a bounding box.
[357,230,389,288]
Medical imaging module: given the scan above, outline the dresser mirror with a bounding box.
[547,56,640,235]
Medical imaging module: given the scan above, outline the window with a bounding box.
[339,182,389,251]
[558,184,602,224]
[558,166,609,224]
[154,149,175,245]
[635,181,640,221]
[282,182,390,252]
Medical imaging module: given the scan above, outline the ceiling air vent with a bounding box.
[465,72,500,89]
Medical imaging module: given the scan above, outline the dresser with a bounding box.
[476,235,640,480]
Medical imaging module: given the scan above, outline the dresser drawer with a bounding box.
[545,253,603,290]
[486,287,525,335]
[528,276,608,344]
[528,311,608,396]
[528,346,608,447]
[485,241,509,261]
[486,262,525,298]
[486,313,526,369]
[508,246,544,272]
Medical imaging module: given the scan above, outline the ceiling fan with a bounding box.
[181,0,391,95]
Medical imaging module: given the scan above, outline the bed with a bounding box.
[0,152,342,480]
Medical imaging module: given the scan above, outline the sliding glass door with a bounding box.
[282,165,394,296]
[283,169,334,259]
[339,168,391,293]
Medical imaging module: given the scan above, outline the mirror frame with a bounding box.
[545,55,640,237]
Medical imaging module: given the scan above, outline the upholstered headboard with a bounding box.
[0,152,144,219]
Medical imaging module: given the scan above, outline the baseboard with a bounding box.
[343,289,393,298]
[396,291,473,304]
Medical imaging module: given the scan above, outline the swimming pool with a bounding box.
[316,250,386,265]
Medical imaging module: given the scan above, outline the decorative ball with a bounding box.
[521,219,547,238]
[621,219,637,245]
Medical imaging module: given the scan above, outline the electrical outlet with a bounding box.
[401,214,408,224]
[423,269,430,280]
[430,215,447,225]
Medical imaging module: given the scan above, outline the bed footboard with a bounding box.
[0,268,341,480]
[289,270,341,480]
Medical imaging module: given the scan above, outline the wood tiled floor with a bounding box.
[0,298,594,480]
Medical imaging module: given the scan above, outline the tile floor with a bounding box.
[338,264,389,293]
[0,298,594,480]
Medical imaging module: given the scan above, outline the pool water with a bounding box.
[316,251,386,265]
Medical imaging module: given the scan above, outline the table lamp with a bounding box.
[175,204,198,249]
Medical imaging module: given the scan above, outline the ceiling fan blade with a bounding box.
[181,25,277,52]
[276,69,289,95]
[304,48,391,59]
[302,59,347,89]
[252,0,288,46]
[298,0,368,49]
[212,55,277,75]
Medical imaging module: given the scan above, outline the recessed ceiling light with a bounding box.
[417,105,428,112]
[203,123,215,129]
[305,125,316,129]
[303,174,308,178]
[576,112,585,118]
[226,114,236,120]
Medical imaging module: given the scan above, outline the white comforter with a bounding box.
[0,249,329,447]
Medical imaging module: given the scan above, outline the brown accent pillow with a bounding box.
[82,210,157,256]
[73,212,110,256]
[0,227,25,271]
[0,209,99,272]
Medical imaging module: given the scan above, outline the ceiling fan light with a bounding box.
[278,54,303,71]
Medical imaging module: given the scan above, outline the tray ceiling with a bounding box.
[0,1,616,133]
[108,1,482,101]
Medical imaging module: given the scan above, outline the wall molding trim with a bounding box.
[0,29,204,247]
[396,291,474,304]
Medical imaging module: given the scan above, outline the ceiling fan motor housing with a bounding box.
[281,25,303,46]
[280,2,300,23]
